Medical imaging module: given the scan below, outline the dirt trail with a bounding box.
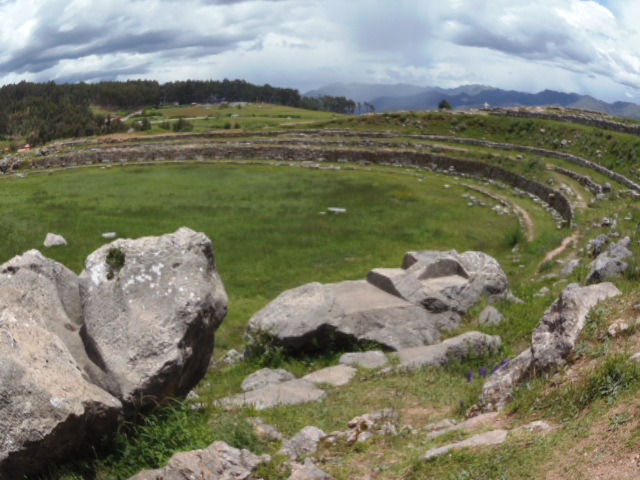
[540,232,579,265]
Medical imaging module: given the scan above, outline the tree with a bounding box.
[438,99,452,110]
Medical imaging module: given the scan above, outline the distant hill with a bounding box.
[304,83,640,119]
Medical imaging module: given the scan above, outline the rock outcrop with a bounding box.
[80,227,228,407]
[478,282,621,411]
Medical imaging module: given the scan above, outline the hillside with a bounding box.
[2,105,640,479]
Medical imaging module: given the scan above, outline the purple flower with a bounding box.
[479,366,489,378]
[466,369,474,382]
[460,400,466,408]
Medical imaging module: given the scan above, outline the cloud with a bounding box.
[0,0,639,103]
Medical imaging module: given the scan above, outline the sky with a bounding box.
[1,0,640,103]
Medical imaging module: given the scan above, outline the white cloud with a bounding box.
[0,0,639,103]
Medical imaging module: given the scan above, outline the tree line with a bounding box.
[0,79,357,146]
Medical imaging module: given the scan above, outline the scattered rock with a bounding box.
[478,306,505,326]
[423,430,508,460]
[248,417,283,441]
[425,418,458,432]
[43,233,67,247]
[477,348,533,412]
[561,259,580,277]
[280,426,326,461]
[327,207,346,214]
[426,412,498,439]
[608,318,631,338]
[219,349,243,366]
[585,237,632,284]
[533,287,550,298]
[101,232,117,239]
[590,234,609,257]
[392,332,502,370]
[241,368,296,392]
[127,441,269,480]
[79,228,228,409]
[531,283,621,372]
[302,365,357,387]
[515,421,554,434]
[339,351,389,369]
[347,410,398,443]
[219,379,325,410]
[288,459,336,480]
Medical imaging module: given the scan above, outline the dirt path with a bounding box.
[540,232,579,265]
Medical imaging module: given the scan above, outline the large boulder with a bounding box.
[369,250,509,329]
[0,304,122,478]
[246,280,441,353]
[79,227,228,408]
[531,282,621,371]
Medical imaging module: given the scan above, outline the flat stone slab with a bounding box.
[339,351,389,369]
[423,430,508,460]
[302,365,357,386]
[392,332,502,370]
[426,412,499,439]
[241,368,296,392]
[218,379,325,410]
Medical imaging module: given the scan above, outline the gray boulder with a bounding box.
[532,283,621,372]
[339,350,389,369]
[127,441,269,480]
[585,237,632,284]
[219,379,325,410]
[288,459,336,480]
[241,368,296,392]
[478,306,505,326]
[246,280,440,353]
[279,426,326,461]
[560,259,581,277]
[423,430,508,460]
[590,234,609,257]
[369,250,509,329]
[392,332,502,370]
[0,304,122,478]
[79,227,228,408]
[0,250,111,387]
[477,348,533,412]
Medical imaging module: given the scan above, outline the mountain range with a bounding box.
[304,83,640,119]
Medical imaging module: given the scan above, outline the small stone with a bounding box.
[607,319,630,338]
[43,233,67,247]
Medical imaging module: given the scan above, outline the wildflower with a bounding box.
[466,369,474,382]
[460,400,466,408]
[479,366,489,377]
